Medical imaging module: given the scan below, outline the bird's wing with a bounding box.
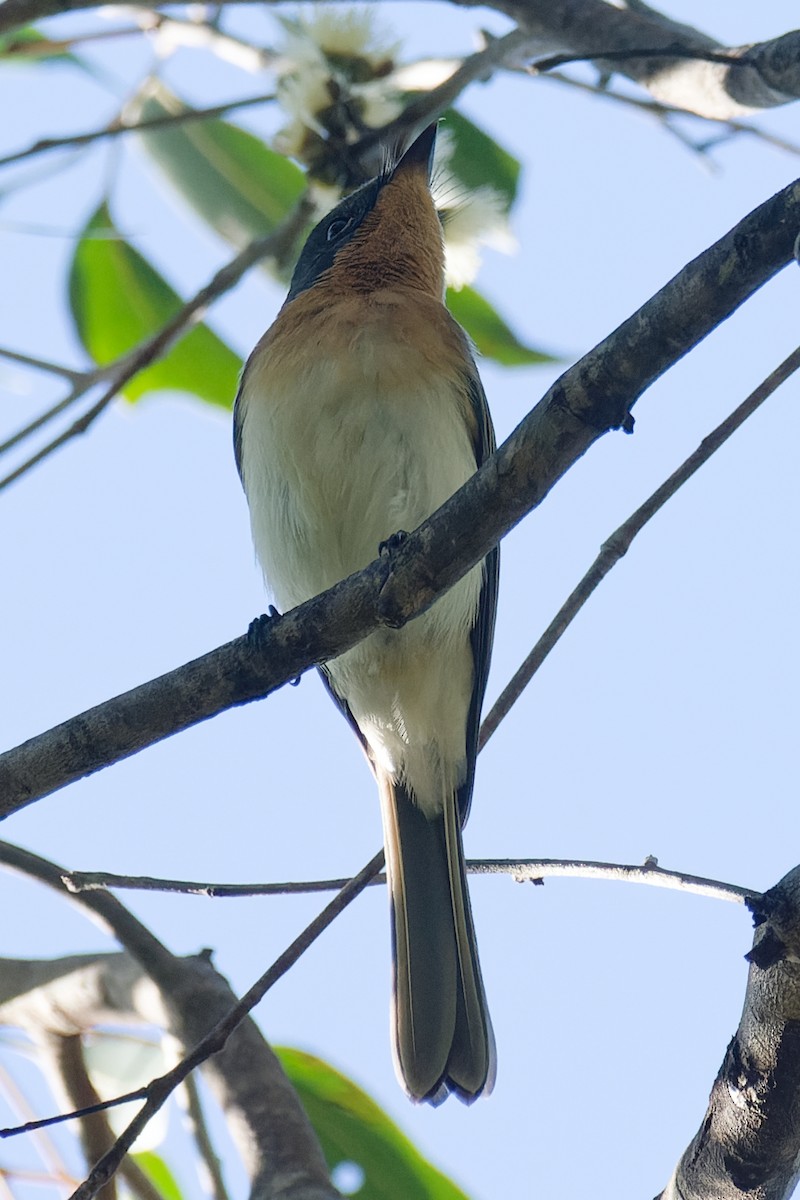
[458,366,499,826]
[318,665,373,766]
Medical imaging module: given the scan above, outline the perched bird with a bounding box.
[234,123,499,1104]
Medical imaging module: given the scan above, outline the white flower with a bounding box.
[83,1034,170,1151]
[277,67,332,135]
[431,134,518,289]
[283,7,399,66]
[275,7,402,163]
[391,58,459,91]
[353,81,403,129]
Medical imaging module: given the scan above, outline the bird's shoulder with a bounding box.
[248,287,471,384]
[235,286,490,479]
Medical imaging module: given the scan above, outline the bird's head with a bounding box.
[286,124,443,302]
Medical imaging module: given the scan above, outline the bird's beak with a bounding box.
[393,124,437,184]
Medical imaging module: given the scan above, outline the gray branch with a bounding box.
[0,0,796,121]
[660,865,800,1200]
[0,175,798,819]
[0,0,797,122]
[11,858,800,1200]
[0,841,341,1200]
[470,0,800,120]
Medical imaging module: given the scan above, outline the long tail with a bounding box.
[380,772,495,1104]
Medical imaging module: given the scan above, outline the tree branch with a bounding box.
[2,0,796,123]
[453,0,800,121]
[37,1034,118,1200]
[0,195,313,494]
[0,176,797,818]
[61,855,758,905]
[0,840,357,1200]
[0,1055,76,1182]
[4,842,797,1200]
[479,344,800,748]
[661,865,800,1200]
[351,26,538,168]
[541,71,800,160]
[0,92,276,170]
[179,1073,231,1200]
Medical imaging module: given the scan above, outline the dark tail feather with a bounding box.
[380,772,495,1104]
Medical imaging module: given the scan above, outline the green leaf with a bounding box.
[446,285,555,367]
[441,110,520,213]
[277,1047,471,1200]
[131,81,306,252]
[132,1152,184,1200]
[68,203,242,407]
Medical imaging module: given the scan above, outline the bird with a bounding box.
[233,122,499,1104]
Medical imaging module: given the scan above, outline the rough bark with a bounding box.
[0,1,797,122]
[0,839,341,1200]
[661,866,800,1200]
[1,176,798,821]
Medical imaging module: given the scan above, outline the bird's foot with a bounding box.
[247,605,281,648]
[247,607,302,686]
[379,530,409,557]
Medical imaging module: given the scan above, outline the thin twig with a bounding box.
[66,850,384,1200]
[467,857,758,903]
[1,22,147,55]
[117,1158,167,1200]
[39,1034,119,1200]
[62,870,370,896]
[543,71,800,158]
[0,1166,77,1190]
[62,856,756,905]
[0,92,276,170]
[179,1074,230,1200]
[531,45,751,76]
[0,1059,74,1181]
[1,1090,147,1139]
[1,8,277,70]
[0,385,94,459]
[0,346,86,382]
[1,177,798,816]
[352,26,535,161]
[0,194,313,494]
[0,836,382,1198]
[479,344,800,749]
[147,13,279,74]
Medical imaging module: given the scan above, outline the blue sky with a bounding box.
[2,3,800,1197]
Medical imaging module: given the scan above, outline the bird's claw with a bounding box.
[247,606,302,686]
[379,530,409,556]
[247,605,281,648]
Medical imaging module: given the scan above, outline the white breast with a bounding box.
[238,311,483,813]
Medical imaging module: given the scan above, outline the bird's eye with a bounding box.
[327,216,353,242]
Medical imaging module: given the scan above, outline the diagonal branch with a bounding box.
[37,1034,118,1200]
[0,175,797,818]
[479,344,800,748]
[0,195,313,494]
[0,840,361,1200]
[661,864,800,1199]
[351,26,538,166]
[540,72,800,160]
[0,92,276,170]
[447,0,800,120]
[179,1073,231,1200]
[3,0,794,122]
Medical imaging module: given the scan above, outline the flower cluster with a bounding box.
[275,9,402,183]
[432,130,517,290]
[274,8,515,288]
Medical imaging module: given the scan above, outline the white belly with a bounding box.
[239,339,482,811]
